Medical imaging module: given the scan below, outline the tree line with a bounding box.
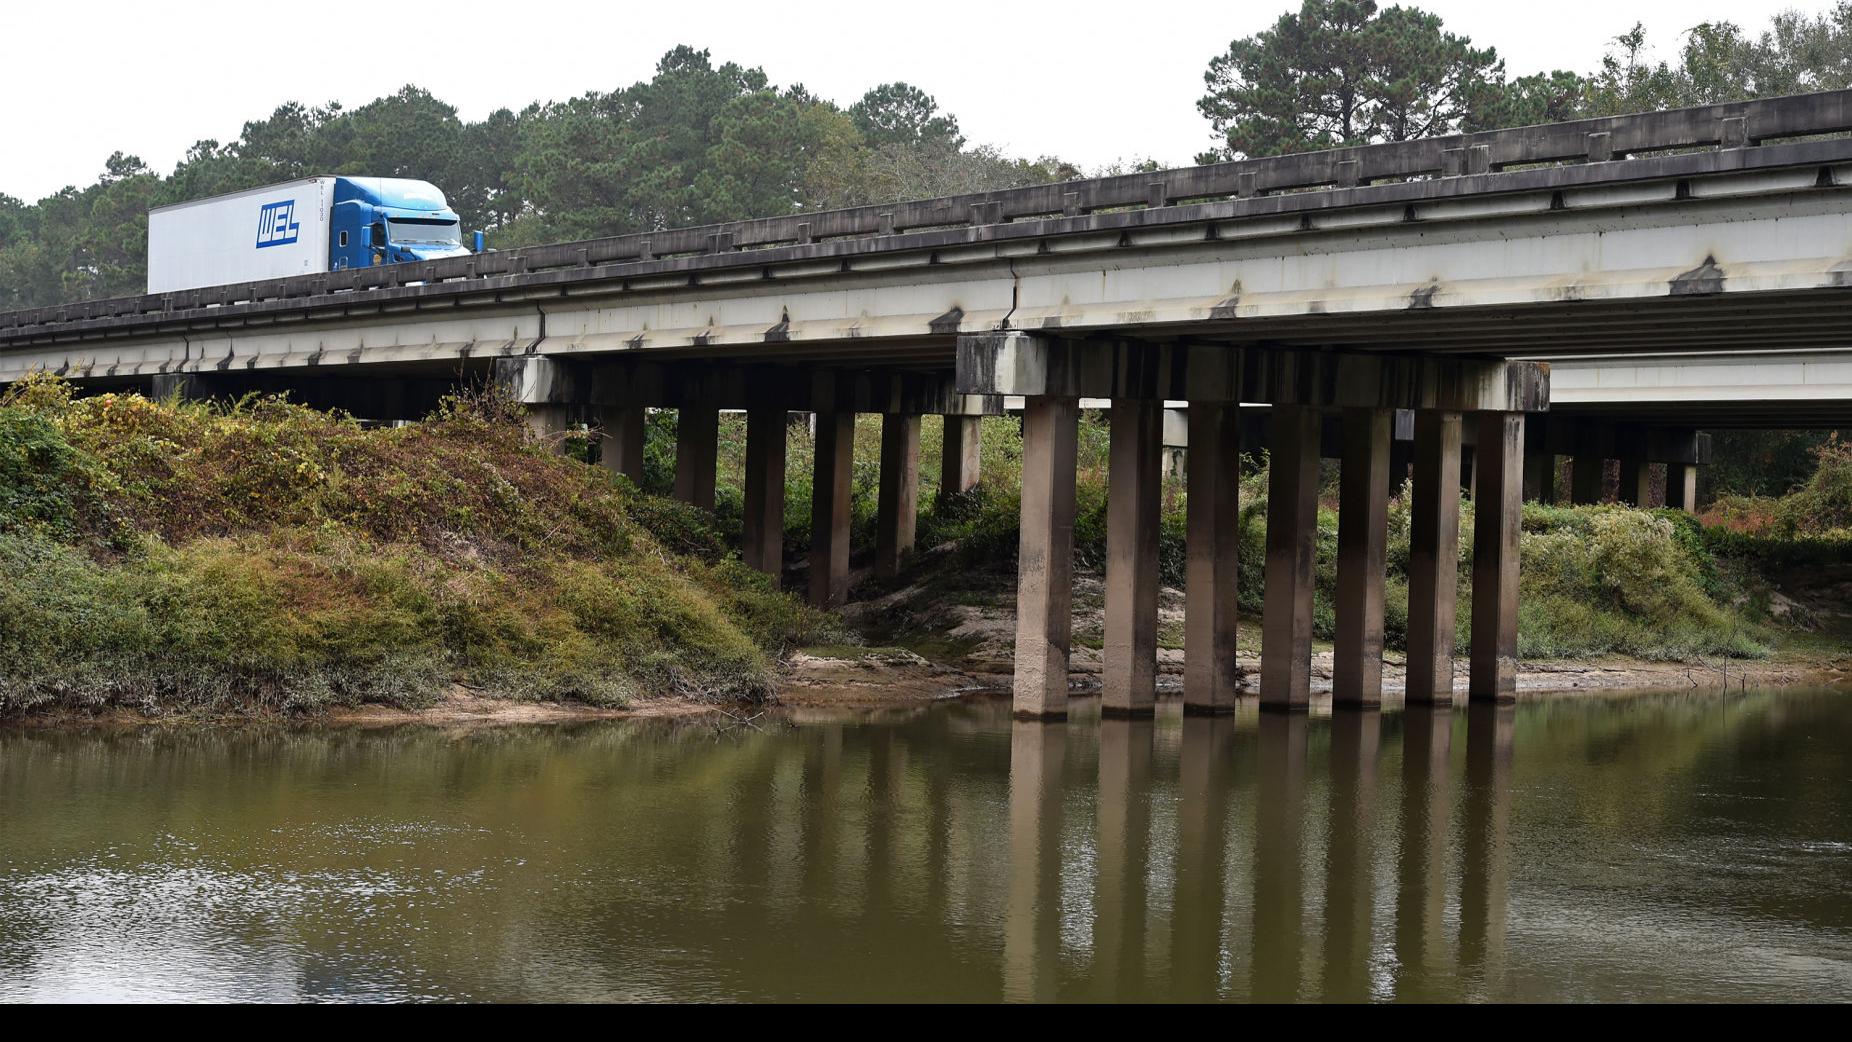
[3,4,1852,311]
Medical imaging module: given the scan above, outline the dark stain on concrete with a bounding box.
[1670,255,1725,296]
[929,306,965,335]
[1408,283,1440,309]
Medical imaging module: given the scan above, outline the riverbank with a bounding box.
[5,383,1849,729]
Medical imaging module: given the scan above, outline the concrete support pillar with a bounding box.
[1334,408,1392,709]
[742,406,788,578]
[1260,405,1321,713]
[808,409,855,609]
[673,403,719,510]
[1013,396,1079,721]
[1388,440,1414,500]
[940,415,982,503]
[1522,449,1555,505]
[1184,402,1241,716]
[1570,453,1606,505]
[1407,411,1462,706]
[597,405,647,484]
[1471,412,1523,705]
[1665,462,1699,513]
[523,403,574,451]
[875,413,921,580]
[1103,398,1163,719]
[1617,453,1650,507]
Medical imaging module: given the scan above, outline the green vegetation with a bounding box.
[1198,1,1852,162]
[0,377,837,716]
[872,413,1778,664]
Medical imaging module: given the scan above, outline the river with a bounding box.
[2,688,1848,1002]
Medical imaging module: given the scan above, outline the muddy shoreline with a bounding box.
[5,646,1847,732]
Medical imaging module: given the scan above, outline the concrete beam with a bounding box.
[957,333,1547,414]
[1260,405,1322,713]
[1407,411,1463,706]
[1333,408,1392,709]
[1184,402,1242,715]
[1103,398,1163,719]
[1471,413,1524,704]
[1014,396,1080,721]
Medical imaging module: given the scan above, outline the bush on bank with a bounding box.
[0,376,836,716]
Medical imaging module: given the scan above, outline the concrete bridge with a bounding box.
[5,90,1852,721]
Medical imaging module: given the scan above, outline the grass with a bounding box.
[0,376,842,717]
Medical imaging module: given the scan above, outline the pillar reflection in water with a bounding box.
[1093,718,1155,999]
[1395,704,1455,1001]
[1460,703,1516,993]
[1005,720,1067,1002]
[1171,713,1238,1000]
[1251,711,1309,1002]
[1323,708,1383,1002]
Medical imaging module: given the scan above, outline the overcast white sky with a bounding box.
[0,0,1840,202]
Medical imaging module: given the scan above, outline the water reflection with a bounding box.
[2,690,1850,1002]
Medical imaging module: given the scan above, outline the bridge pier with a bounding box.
[1260,405,1321,713]
[1183,402,1241,715]
[1666,462,1699,513]
[875,412,921,581]
[1407,410,1463,706]
[596,405,647,484]
[1103,397,1163,718]
[1334,408,1392,709]
[809,404,855,609]
[1012,395,1079,721]
[742,406,788,578]
[939,416,982,504]
[674,403,719,511]
[1471,413,1524,703]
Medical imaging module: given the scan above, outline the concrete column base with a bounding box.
[1103,398,1162,719]
[523,403,574,451]
[1260,405,1321,713]
[743,407,788,578]
[1013,397,1079,721]
[1407,410,1462,706]
[1617,455,1651,507]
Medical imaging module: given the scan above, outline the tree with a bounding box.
[1197,0,1504,160]
[848,83,963,150]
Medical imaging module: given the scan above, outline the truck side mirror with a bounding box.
[360,226,373,248]
[472,230,485,253]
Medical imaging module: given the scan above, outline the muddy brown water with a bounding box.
[2,688,1849,1002]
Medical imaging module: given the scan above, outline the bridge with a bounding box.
[5,90,1852,721]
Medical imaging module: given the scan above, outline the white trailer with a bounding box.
[147,177,334,294]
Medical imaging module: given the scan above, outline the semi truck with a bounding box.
[146,176,484,294]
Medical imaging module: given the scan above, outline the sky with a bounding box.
[0,0,1841,202]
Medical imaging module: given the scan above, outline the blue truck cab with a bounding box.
[328,177,481,270]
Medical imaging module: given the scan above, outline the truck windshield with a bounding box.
[387,218,462,246]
